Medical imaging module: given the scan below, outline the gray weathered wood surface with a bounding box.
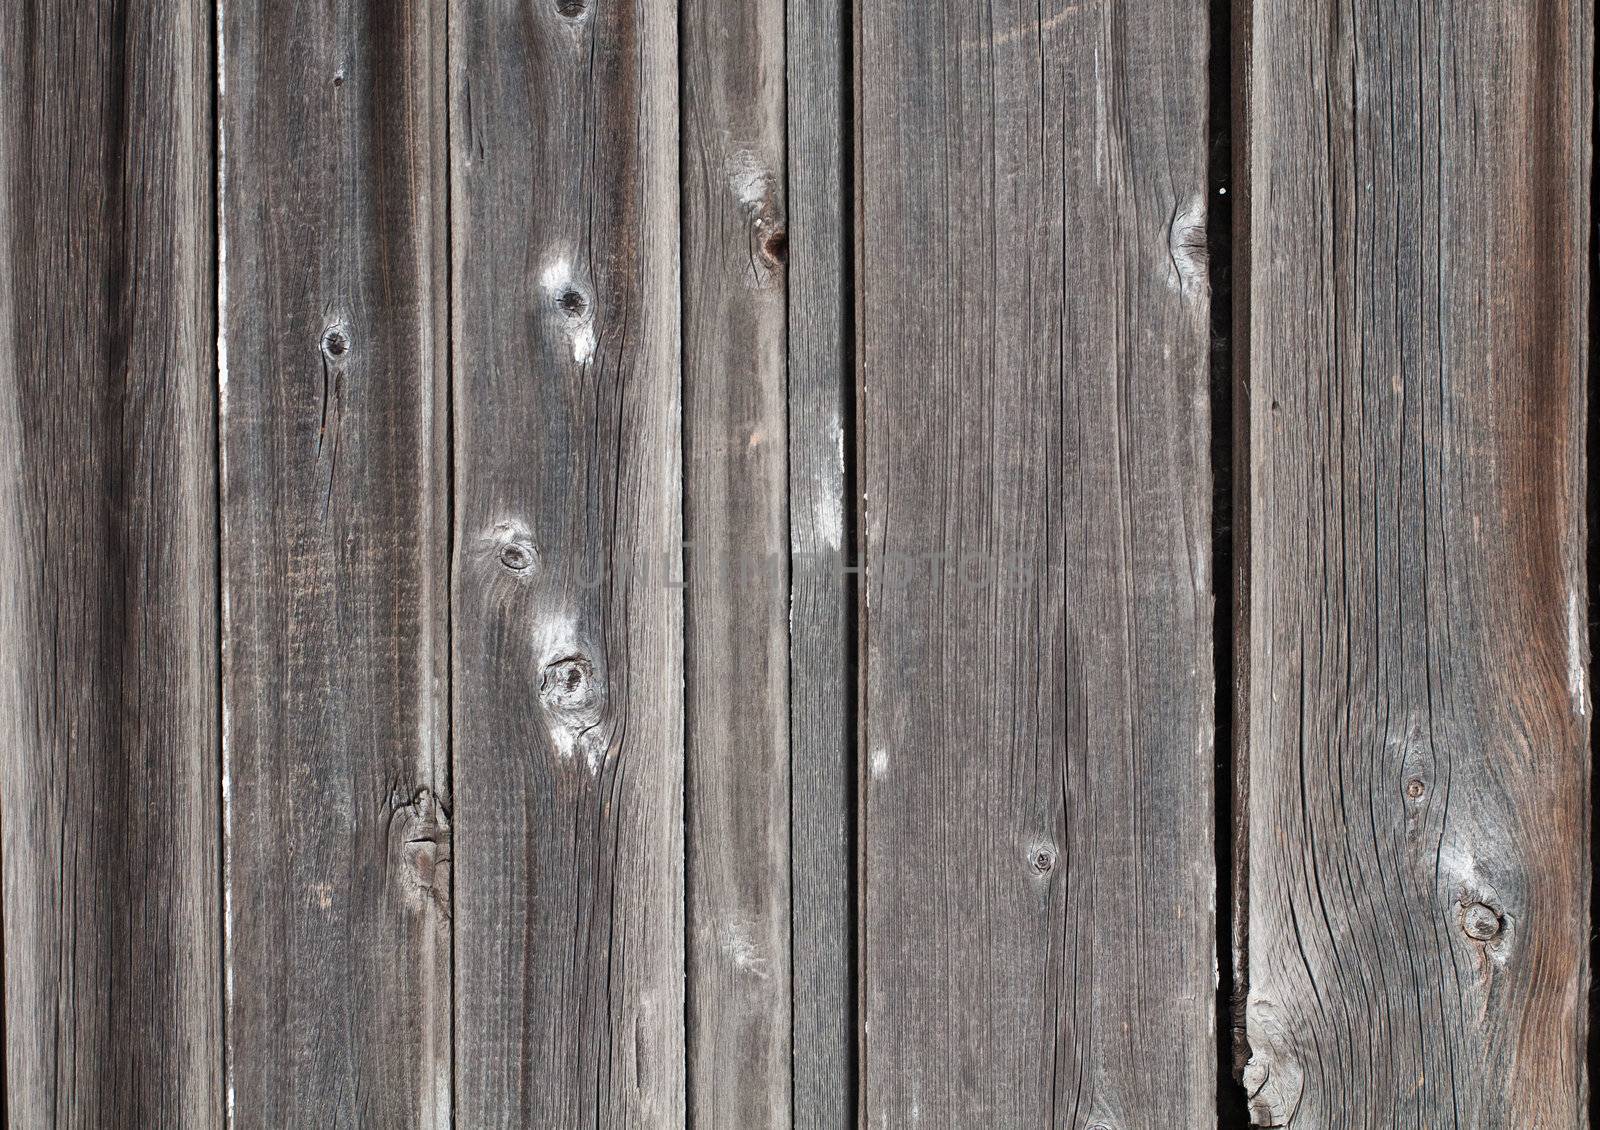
[786,0,856,1123]
[6,0,1599,1124]
[0,1,223,1124]
[681,0,792,1123]
[1240,0,1592,1124]
[448,0,684,1124]
[856,1,1217,1125]
[218,0,451,1124]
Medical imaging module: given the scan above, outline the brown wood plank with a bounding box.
[448,0,683,1124]
[681,0,792,1123]
[786,0,856,1122]
[1240,0,1591,1124]
[857,1,1217,1125]
[218,1,451,1124]
[0,0,222,1124]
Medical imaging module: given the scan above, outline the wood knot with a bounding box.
[1460,901,1503,942]
[543,655,595,707]
[1166,194,1207,297]
[1030,845,1057,875]
[1405,777,1426,799]
[556,288,589,318]
[499,542,534,572]
[487,520,538,576]
[555,0,586,16]
[539,652,608,770]
[759,226,787,267]
[385,787,452,920]
[727,153,786,283]
[540,259,598,363]
[320,324,351,359]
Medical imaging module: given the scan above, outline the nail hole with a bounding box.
[1460,901,1503,942]
[321,325,351,358]
[332,71,345,87]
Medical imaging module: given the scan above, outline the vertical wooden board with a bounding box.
[448,0,682,1125]
[218,1,451,1125]
[682,0,791,1124]
[787,0,855,1123]
[1241,0,1590,1124]
[857,1,1215,1126]
[0,0,222,1124]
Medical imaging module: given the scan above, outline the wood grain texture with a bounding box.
[682,0,792,1124]
[218,1,451,1124]
[1241,0,1592,1125]
[448,0,683,1124]
[857,1,1216,1125]
[786,0,855,1122]
[0,0,222,1124]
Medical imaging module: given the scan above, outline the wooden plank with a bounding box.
[218,1,451,1124]
[857,1,1216,1125]
[448,0,683,1124]
[786,0,856,1122]
[681,0,791,1124]
[1240,0,1591,1124]
[0,0,222,1123]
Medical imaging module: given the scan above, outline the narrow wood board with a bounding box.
[448,0,684,1123]
[218,1,451,1124]
[681,0,793,1122]
[857,1,1217,1125]
[0,0,222,1123]
[787,0,857,1122]
[1241,0,1592,1124]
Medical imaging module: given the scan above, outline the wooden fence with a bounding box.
[0,0,1590,1126]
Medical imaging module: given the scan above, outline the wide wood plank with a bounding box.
[1240,0,1591,1124]
[0,0,222,1123]
[786,0,856,1122]
[857,1,1216,1125]
[681,0,791,1123]
[218,1,451,1124]
[448,0,683,1124]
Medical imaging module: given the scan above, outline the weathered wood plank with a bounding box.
[448,0,683,1124]
[1240,0,1591,1124]
[857,1,1216,1125]
[786,0,856,1122]
[681,0,791,1123]
[0,0,222,1124]
[218,1,451,1124]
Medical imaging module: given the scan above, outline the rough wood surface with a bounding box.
[857,1,1217,1125]
[681,0,792,1123]
[218,1,451,1124]
[1241,0,1592,1125]
[0,0,222,1124]
[786,0,856,1122]
[448,0,683,1124]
